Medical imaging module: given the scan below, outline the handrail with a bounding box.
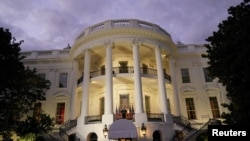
[147,113,164,122]
[85,115,102,124]
[77,67,171,84]
[75,19,171,40]
[183,119,221,141]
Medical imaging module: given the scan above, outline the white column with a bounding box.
[105,44,113,114]
[70,58,78,119]
[133,43,143,113]
[80,49,91,124]
[169,55,181,116]
[155,46,168,114]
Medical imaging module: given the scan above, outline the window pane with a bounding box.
[100,97,104,115]
[145,96,150,113]
[181,68,190,83]
[59,73,68,88]
[120,94,129,109]
[185,98,196,119]
[119,61,128,73]
[209,97,220,118]
[203,68,213,82]
[55,103,65,124]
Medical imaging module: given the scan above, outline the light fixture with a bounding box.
[141,123,146,136]
[103,124,108,138]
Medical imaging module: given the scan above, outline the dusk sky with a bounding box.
[0,0,242,51]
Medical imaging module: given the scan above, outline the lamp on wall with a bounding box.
[141,123,146,136]
[103,124,108,138]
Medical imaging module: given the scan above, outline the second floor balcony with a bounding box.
[77,66,171,85]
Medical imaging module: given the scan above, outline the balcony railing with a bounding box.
[147,113,164,122]
[114,113,135,121]
[77,67,171,84]
[85,115,102,124]
[75,19,171,41]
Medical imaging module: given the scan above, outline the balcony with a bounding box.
[77,67,171,85]
[75,19,171,41]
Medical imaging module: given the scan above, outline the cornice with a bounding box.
[70,28,176,57]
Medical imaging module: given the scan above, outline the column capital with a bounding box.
[131,38,143,46]
[104,40,114,47]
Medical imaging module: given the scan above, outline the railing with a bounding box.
[59,119,77,139]
[183,119,222,141]
[60,119,77,131]
[147,113,164,122]
[77,67,171,84]
[85,115,102,124]
[173,115,191,127]
[114,113,134,121]
[75,19,171,40]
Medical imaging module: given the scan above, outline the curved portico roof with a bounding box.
[108,119,138,139]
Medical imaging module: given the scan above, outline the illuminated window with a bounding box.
[209,97,220,118]
[185,98,196,119]
[55,102,65,124]
[120,94,129,108]
[145,96,150,113]
[181,68,190,83]
[167,98,171,114]
[100,97,104,115]
[59,73,68,88]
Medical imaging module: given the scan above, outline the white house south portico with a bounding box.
[72,19,176,141]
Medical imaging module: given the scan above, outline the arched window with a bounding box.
[153,130,161,141]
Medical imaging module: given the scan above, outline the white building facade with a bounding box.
[21,19,229,141]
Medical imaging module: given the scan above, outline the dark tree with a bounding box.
[16,113,54,139]
[202,0,250,125]
[0,28,52,139]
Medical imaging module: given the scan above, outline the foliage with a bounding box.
[0,27,52,139]
[202,0,250,125]
[17,113,54,137]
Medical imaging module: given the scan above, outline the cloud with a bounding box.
[0,0,243,51]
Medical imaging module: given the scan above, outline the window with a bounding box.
[100,97,104,115]
[101,65,105,75]
[55,102,65,124]
[120,94,129,109]
[167,98,171,114]
[145,96,150,113]
[185,98,196,120]
[203,68,213,82]
[181,68,190,83]
[119,61,128,73]
[59,73,68,88]
[142,64,148,74]
[209,97,220,118]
